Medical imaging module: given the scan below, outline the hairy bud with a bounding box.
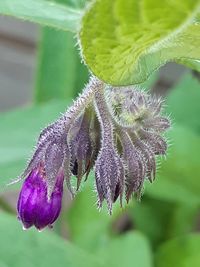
[119,130,146,202]
[95,143,124,213]
[107,85,170,200]
[69,110,93,189]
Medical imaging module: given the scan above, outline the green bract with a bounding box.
[80,0,200,85]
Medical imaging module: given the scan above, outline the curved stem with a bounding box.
[94,84,114,143]
[59,76,103,132]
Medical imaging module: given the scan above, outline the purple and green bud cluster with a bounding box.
[17,77,170,230]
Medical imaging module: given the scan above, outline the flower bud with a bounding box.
[17,165,64,230]
[142,116,170,132]
[140,129,167,155]
[131,132,156,182]
[45,142,64,198]
[95,144,124,213]
[119,130,146,202]
[69,111,93,189]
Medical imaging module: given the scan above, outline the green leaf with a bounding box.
[146,126,200,205]
[96,232,153,267]
[155,234,200,267]
[145,74,200,207]
[0,0,82,32]
[177,59,200,72]
[0,212,104,267]
[168,203,199,238]
[166,73,200,134]
[35,2,88,102]
[67,183,122,252]
[129,198,199,248]
[129,198,172,246]
[80,0,200,85]
[0,100,69,189]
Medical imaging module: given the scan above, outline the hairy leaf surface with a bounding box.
[80,0,200,85]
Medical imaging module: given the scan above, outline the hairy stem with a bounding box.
[94,85,114,142]
[60,76,103,132]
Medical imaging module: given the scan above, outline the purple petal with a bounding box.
[17,166,64,230]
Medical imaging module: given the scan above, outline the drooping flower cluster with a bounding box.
[16,77,170,230]
[106,86,170,201]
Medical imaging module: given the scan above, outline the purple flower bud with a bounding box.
[17,165,64,230]
[69,111,93,189]
[142,116,170,132]
[45,142,64,198]
[95,144,124,213]
[140,129,167,155]
[120,130,146,202]
[132,132,156,182]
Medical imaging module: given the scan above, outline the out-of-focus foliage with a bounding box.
[155,234,200,267]
[166,73,200,134]
[35,0,88,103]
[146,126,200,204]
[0,212,105,267]
[146,73,200,204]
[67,186,153,267]
[96,232,153,267]
[35,29,88,102]
[67,184,112,251]
[0,0,81,32]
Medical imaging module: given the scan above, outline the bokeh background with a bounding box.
[0,12,200,267]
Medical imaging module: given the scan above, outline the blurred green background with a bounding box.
[0,1,200,267]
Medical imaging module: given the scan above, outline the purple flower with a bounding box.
[17,164,64,230]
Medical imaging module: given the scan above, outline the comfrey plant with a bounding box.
[17,77,170,230]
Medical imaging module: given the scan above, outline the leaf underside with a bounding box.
[80,0,200,85]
